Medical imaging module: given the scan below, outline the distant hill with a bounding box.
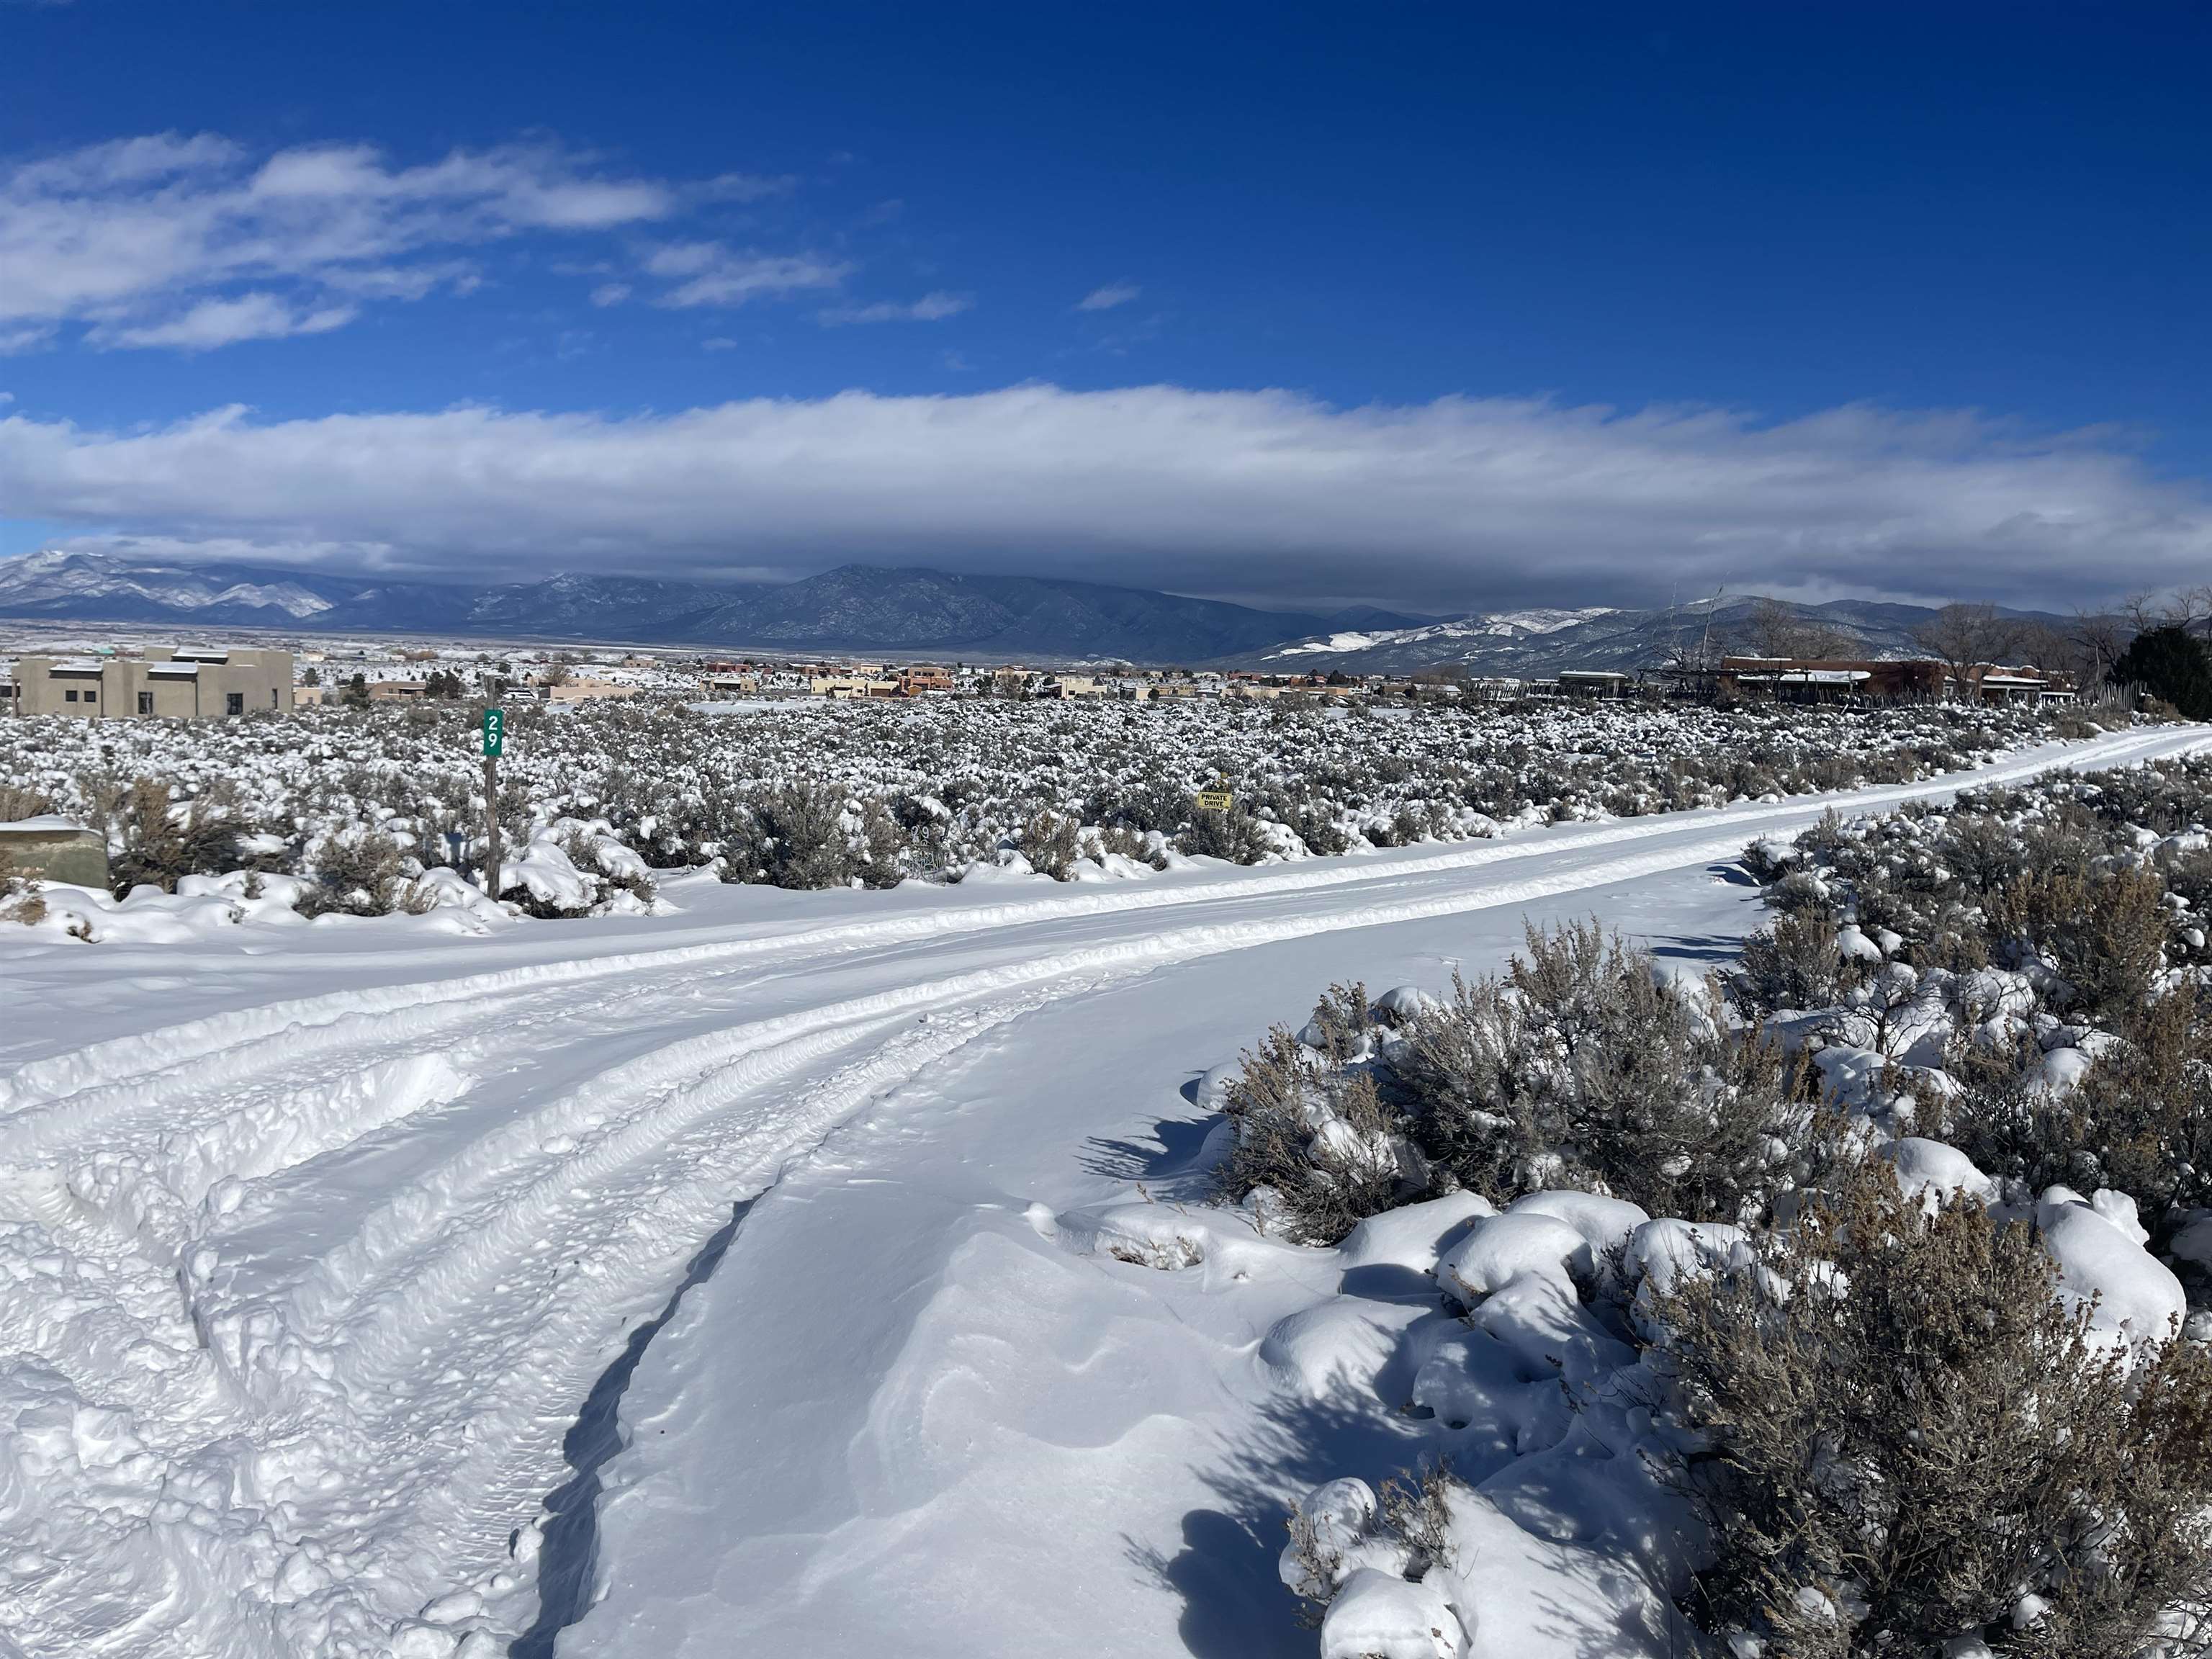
[1213,594,2085,676]
[0,551,2090,671]
[0,551,1334,662]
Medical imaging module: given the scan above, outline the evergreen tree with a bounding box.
[2113,624,2212,718]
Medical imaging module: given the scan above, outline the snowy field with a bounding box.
[0,696,2072,939]
[0,721,2203,1659]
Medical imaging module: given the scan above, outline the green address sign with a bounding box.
[482,707,506,758]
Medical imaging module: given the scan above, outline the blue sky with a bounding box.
[4,1,2209,613]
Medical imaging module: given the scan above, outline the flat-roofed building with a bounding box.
[1712,657,2070,705]
[5,646,295,719]
[896,665,956,696]
[547,677,642,703]
[1555,670,1637,698]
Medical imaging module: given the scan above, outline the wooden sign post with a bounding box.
[481,706,505,899]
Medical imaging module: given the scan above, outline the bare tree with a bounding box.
[2177,584,2212,633]
[2010,621,2072,673]
[2069,607,2128,690]
[1915,603,2019,700]
[1745,597,1856,660]
[2123,590,2167,634]
[2120,588,2212,632]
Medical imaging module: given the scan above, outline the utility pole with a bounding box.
[481,705,505,900]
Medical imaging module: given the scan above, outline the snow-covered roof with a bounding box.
[0,814,91,834]
[1735,669,1872,685]
[148,662,202,678]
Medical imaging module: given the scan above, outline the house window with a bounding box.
[138,692,154,715]
[270,688,279,707]
[84,691,96,704]
[225,691,245,716]
[65,689,77,702]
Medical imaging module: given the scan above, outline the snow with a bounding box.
[0,720,2203,1658]
[1434,1210,1592,1303]
[1318,1568,1463,1659]
[0,684,2076,916]
[1264,608,1616,660]
[1886,1136,2000,1207]
[2035,1187,2188,1346]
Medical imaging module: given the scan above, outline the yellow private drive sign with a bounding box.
[1195,788,1234,811]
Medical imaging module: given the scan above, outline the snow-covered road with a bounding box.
[1,723,2203,1659]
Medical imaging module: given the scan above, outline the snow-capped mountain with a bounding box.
[0,551,2082,670]
[0,549,343,621]
[0,550,1341,660]
[1224,594,2079,676]
[1262,606,1617,659]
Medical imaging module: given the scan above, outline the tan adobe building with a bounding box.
[546,677,642,703]
[6,646,295,719]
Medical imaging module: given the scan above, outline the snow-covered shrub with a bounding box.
[718,781,861,889]
[487,822,657,918]
[852,795,905,889]
[1734,899,1867,1011]
[0,849,47,927]
[1647,1160,2212,1659]
[1218,1024,1408,1243]
[1733,755,2212,1244]
[1015,808,1082,881]
[1395,922,1815,1223]
[0,782,54,821]
[1094,821,1166,870]
[1281,1465,1463,1633]
[297,828,414,917]
[1951,986,2212,1223]
[1984,860,2169,1021]
[1177,804,1269,864]
[0,694,2074,907]
[1215,926,1819,1241]
[103,778,244,895]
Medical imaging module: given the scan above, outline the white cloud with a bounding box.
[819,291,971,325]
[696,171,797,203]
[1077,282,1140,311]
[589,282,632,307]
[644,241,848,307]
[0,132,801,350]
[94,292,357,351]
[4,387,2207,611]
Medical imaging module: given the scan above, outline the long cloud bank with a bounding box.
[5,387,2209,610]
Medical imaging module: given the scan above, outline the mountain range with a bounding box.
[1227,593,2082,677]
[0,550,1401,662]
[0,549,2078,673]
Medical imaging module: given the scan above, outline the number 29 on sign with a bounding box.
[482,707,506,758]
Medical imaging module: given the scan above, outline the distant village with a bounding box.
[0,626,2090,721]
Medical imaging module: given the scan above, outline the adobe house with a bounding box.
[6,646,295,719]
[0,816,109,889]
